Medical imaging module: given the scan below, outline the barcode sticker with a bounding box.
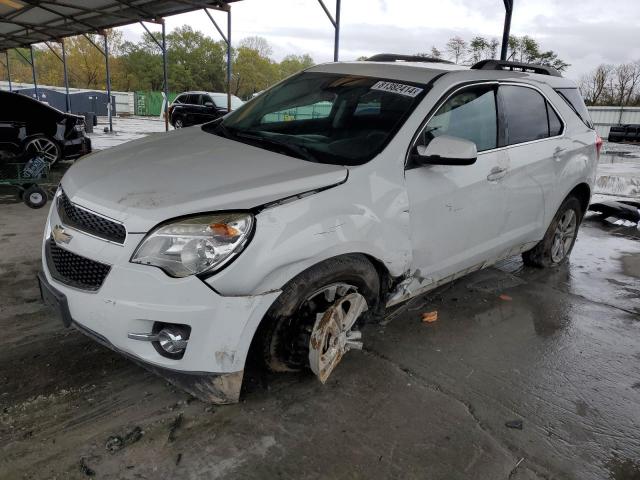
[371,81,423,98]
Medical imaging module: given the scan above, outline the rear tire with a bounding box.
[522,196,582,268]
[258,255,380,373]
[23,185,48,209]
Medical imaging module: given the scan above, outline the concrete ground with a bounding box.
[0,118,639,479]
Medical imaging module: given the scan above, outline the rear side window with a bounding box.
[547,104,563,136]
[419,85,498,152]
[556,88,594,129]
[500,85,550,145]
[185,94,199,105]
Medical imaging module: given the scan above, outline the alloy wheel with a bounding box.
[25,137,59,163]
[551,209,577,263]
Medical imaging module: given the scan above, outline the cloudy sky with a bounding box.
[121,0,640,81]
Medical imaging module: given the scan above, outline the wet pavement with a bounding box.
[1,122,640,478]
[0,202,639,479]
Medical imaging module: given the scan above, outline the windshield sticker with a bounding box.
[371,81,423,98]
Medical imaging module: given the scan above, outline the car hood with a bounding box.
[62,127,348,232]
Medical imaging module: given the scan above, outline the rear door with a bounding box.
[498,84,566,245]
[406,83,509,284]
[184,94,201,126]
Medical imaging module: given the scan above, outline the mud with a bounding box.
[1,203,640,479]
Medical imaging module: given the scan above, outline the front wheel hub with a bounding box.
[308,292,367,383]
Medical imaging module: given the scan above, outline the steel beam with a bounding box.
[5,51,11,92]
[61,39,70,112]
[334,0,341,62]
[162,19,169,132]
[140,20,170,131]
[103,33,113,132]
[500,0,513,61]
[317,0,341,61]
[226,6,232,111]
[204,6,232,111]
[29,45,38,100]
[44,41,71,111]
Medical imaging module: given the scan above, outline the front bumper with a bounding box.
[38,271,246,403]
[41,202,281,379]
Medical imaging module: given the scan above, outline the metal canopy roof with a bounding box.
[0,0,242,51]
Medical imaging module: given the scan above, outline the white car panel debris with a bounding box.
[39,57,598,403]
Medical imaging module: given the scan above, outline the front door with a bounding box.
[405,83,508,286]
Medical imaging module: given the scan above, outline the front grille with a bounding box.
[57,191,126,244]
[46,238,111,291]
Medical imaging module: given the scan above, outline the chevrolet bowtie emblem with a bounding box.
[52,225,73,244]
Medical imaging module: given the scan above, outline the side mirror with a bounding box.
[415,135,477,166]
[204,101,214,107]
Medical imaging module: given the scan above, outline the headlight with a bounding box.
[131,213,254,277]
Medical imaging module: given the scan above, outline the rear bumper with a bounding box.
[62,135,92,159]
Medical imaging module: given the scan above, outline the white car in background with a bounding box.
[38,56,599,403]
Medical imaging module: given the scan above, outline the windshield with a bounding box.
[203,72,428,165]
[212,94,244,110]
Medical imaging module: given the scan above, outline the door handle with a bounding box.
[487,167,507,181]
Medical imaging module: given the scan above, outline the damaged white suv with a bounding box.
[39,56,599,403]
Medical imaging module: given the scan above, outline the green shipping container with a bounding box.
[135,91,179,116]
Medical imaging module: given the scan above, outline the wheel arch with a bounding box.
[565,182,591,216]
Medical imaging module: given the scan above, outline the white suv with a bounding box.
[38,57,599,403]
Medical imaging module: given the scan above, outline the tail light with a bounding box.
[595,134,603,160]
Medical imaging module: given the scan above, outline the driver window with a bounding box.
[418,85,497,152]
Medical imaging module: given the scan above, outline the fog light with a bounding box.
[128,323,191,360]
[157,327,188,354]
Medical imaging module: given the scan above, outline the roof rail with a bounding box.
[366,54,454,65]
[471,59,562,77]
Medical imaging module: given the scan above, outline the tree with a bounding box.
[579,64,612,105]
[468,36,489,64]
[232,44,278,98]
[612,62,640,106]
[446,36,467,64]
[430,47,442,58]
[278,54,314,79]
[488,39,500,59]
[239,36,273,58]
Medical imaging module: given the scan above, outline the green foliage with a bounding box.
[0,28,315,100]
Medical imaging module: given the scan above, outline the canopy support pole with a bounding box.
[29,45,38,100]
[227,5,232,111]
[102,32,113,133]
[161,19,169,132]
[317,0,341,61]
[4,51,11,92]
[500,0,513,61]
[61,39,70,112]
[205,4,232,111]
[140,20,170,131]
[45,40,71,112]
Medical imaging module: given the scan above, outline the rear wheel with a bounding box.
[259,255,380,380]
[24,135,61,164]
[522,196,582,268]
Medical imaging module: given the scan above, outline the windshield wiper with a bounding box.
[234,132,318,163]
